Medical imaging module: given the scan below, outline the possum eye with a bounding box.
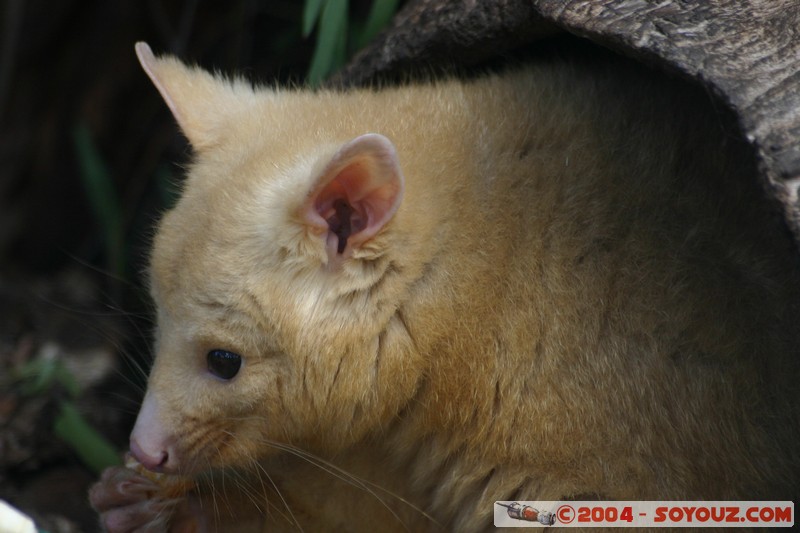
[207,349,242,380]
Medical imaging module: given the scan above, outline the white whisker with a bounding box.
[256,437,441,530]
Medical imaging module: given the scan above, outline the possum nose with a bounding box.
[129,437,170,472]
[129,390,179,473]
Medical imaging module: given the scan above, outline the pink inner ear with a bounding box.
[306,134,404,259]
[315,167,367,253]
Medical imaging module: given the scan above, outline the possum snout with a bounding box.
[129,391,180,474]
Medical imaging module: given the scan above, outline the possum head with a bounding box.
[129,43,422,475]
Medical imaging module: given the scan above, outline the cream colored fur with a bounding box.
[128,44,799,531]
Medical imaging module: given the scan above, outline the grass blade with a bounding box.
[359,0,399,48]
[72,123,125,278]
[54,400,121,474]
[307,0,348,86]
[302,0,325,37]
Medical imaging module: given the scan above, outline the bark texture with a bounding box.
[337,0,800,246]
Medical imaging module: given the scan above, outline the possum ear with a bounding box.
[302,134,405,262]
[135,42,252,151]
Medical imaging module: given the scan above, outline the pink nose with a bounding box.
[129,437,170,472]
[129,390,179,473]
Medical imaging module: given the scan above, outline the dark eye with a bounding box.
[207,349,242,380]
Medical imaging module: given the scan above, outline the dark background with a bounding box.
[1,0,315,280]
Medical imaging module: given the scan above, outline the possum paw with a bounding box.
[89,465,199,533]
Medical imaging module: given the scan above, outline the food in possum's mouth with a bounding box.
[124,453,195,499]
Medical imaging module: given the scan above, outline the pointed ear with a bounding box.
[135,42,251,151]
[302,134,404,262]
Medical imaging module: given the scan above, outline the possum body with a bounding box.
[90,42,800,532]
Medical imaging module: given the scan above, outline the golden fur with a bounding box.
[93,43,799,532]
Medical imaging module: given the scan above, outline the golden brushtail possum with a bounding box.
[90,42,800,532]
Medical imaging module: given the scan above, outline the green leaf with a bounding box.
[302,0,326,37]
[332,2,349,72]
[307,0,349,86]
[16,357,80,398]
[358,0,399,49]
[16,359,54,395]
[55,364,81,398]
[54,401,121,474]
[72,123,125,278]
